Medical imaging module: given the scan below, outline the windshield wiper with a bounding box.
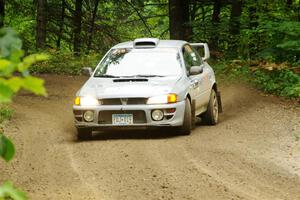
[125,74,165,78]
[95,74,164,78]
[94,74,120,78]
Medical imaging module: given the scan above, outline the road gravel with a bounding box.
[1,75,299,200]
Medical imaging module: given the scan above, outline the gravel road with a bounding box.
[1,75,300,200]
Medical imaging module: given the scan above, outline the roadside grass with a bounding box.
[212,60,250,83]
[212,60,300,98]
[0,106,13,124]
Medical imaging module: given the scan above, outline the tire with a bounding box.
[77,127,92,140]
[202,89,219,125]
[179,99,192,135]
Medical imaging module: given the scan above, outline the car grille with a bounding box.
[98,110,146,124]
[101,98,147,105]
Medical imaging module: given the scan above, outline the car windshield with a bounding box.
[94,48,182,77]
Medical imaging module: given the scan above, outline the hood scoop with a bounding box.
[113,78,148,82]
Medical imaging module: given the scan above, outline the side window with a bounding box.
[183,45,202,72]
[183,45,193,71]
[191,46,203,65]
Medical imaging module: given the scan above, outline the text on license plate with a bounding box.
[112,114,133,125]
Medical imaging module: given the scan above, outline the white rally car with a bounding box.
[73,38,222,140]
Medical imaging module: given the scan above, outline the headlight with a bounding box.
[74,96,99,106]
[151,110,164,121]
[147,94,177,104]
[83,111,94,122]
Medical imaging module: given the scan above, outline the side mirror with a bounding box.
[81,67,93,76]
[189,66,203,75]
[190,43,210,61]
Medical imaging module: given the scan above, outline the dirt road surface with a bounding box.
[1,75,300,200]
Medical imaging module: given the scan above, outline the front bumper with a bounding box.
[73,101,185,129]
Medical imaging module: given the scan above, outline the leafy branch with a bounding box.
[0,28,48,200]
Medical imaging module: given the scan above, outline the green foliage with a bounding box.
[5,0,35,51]
[214,60,300,98]
[0,29,22,58]
[0,28,47,104]
[0,28,47,199]
[30,51,100,75]
[0,82,14,103]
[253,69,300,98]
[6,0,169,53]
[0,181,27,200]
[255,20,300,63]
[213,60,250,81]
[0,134,15,162]
[191,0,300,66]
[4,0,300,67]
[0,28,47,165]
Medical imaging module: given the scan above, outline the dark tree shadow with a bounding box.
[90,128,181,141]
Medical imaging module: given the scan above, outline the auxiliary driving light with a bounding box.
[151,109,164,121]
[83,111,94,122]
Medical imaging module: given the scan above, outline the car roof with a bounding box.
[112,39,188,49]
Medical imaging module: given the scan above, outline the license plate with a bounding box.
[112,114,133,125]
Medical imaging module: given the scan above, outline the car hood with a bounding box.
[77,76,181,98]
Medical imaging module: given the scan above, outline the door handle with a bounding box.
[191,80,199,88]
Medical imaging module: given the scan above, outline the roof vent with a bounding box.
[133,38,159,49]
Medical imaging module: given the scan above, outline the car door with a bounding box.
[191,44,213,106]
[182,45,207,113]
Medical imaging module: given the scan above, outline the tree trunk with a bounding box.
[248,0,258,58]
[36,0,47,49]
[212,0,221,23]
[287,0,292,7]
[229,0,242,57]
[56,0,65,49]
[249,1,258,29]
[182,0,191,41]
[210,0,222,50]
[169,0,190,40]
[298,0,300,21]
[229,0,242,35]
[0,0,4,27]
[73,0,83,54]
[87,0,99,52]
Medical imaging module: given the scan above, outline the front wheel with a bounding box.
[77,127,92,140]
[179,99,192,135]
[202,89,219,125]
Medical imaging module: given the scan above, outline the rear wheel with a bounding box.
[77,128,92,140]
[179,99,192,135]
[202,89,219,125]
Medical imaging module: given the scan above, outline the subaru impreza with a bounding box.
[73,38,222,140]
